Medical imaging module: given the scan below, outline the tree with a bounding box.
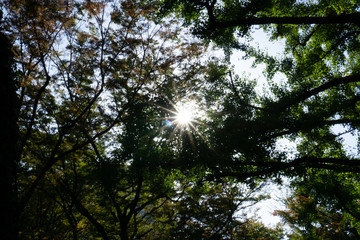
[0,0,207,237]
[158,0,360,237]
[171,179,284,239]
[0,19,19,240]
[6,0,360,238]
[275,172,360,239]
[3,0,280,239]
[159,0,360,50]
[157,0,360,180]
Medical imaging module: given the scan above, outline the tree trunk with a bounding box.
[120,219,129,240]
[0,32,19,239]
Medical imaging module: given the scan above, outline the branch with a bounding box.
[127,175,143,218]
[211,13,360,29]
[19,18,65,156]
[70,191,109,240]
[271,74,360,112]
[19,55,52,156]
[215,156,360,179]
[19,109,124,213]
[107,192,123,223]
[228,71,266,111]
[265,118,360,140]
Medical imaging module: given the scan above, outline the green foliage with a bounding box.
[169,179,284,239]
[157,0,360,238]
[4,0,360,238]
[2,0,285,238]
[277,171,360,239]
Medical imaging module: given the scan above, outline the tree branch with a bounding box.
[265,118,360,140]
[228,71,266,111]
[70,192,109,240]
[271,74,360,112]
[215,156,360,179]
[19,55,52,156]
[211,13,360,29]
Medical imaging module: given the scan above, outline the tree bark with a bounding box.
[0,32,19,239]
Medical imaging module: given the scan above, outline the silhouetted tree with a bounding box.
[0,23,19,240]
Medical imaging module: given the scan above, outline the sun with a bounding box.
[173,100,198,128]
[159,97,208,148]
[161,99,200,130]
[175,106,194,125]
[158,97,209,152]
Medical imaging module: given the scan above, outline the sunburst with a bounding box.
[173,101,197,128]
[159,98,202,133]
[175,108,193,125]
[156,96,212,155]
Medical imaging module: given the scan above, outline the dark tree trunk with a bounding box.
[0,31,19,239]
[120,219,129,240]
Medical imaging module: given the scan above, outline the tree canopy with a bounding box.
[159,0,360,237]
[1,0,360,239]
